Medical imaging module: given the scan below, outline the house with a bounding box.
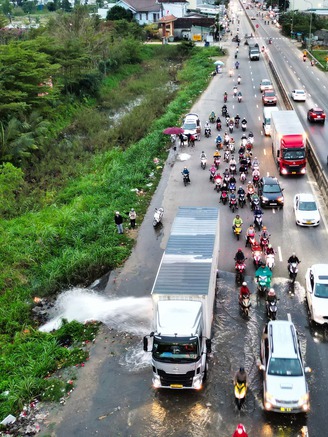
[314,29,328,45]
[173,15,215,40]
[115,0,161,24]
[158,0,189,18]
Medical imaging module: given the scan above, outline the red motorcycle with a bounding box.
[260,234,271,254]
[220,190,228,205]
[252,241,263,267]
[229,196,238,213]
[216,121,222,131]
[245,232,256,248]
[252,174,260,187]
[235,260,246,283]
[214,156,220,169]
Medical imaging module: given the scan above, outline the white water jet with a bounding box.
[39,288,152,335]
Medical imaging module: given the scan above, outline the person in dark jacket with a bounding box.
[114,211,123,234]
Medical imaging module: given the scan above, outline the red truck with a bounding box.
[271,110,306,175]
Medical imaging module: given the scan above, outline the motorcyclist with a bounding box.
[237,91,242,101]
[224,132,230,146]
[229,174,237,185]
[200,151,207,159]
[222,104,228,116]
[229,155,237,167]
[235,114,241,123]
[229,190,237,207]
[233,424,248,437]
[245,224,255,247]
[229,68,234,77]
[241,118,247,127]
[209,111,216,122]
[209,164,216,181]
[266,244,275,255]
[224,91,228,101]
[233,85,238,96]
[252,156,260,169]
[182,166,190,182]
[235,61,240,69]
[223,168,230,178]
[252,167,260,185]
[216,115,221,124]
[213,149,221,158]
[239,282,250,303]
[215,134,222,147]
[237,186,245,196]
[234,366,248,385]
[237,75,241,84]
[253,205,263,224]
[255,263,272,282]
[288,252,300,264]
[233,214,243,230]
[267,288,277,303]
[260,226,269,241]
[235,248,245,262]
[250,192,260,210]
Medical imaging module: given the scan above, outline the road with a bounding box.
[43,5,328,437]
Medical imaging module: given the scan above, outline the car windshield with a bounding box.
[263,184,281,194]
[268,358,303,376]
[153,338,199,362]
[262,81,270,86]
[183,122,197,130]
[282,149,306,160]
[265,92,275,97]
[299,201,316,211]
[314,283,328,298]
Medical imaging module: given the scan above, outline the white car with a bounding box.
[260,79,273,92]
[294,193,320,226]
[291,89,306,101]
[182,113,201,139]
[305,264,328,324]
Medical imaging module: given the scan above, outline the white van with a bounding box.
[263,107,279,136]
[260,319,311,413]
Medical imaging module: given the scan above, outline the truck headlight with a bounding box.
[265,392,276,409]
[301,168,306,174]
[152,374,161,388]
[298,393,309,407]
[193,374,203,390]
[281,168,288,175]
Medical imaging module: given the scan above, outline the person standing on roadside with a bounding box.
[129,208,137,229]
[114,211,124,234]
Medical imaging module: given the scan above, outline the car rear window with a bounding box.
[299,201,316,211]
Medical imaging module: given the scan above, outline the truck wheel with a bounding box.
[203,362,208,382]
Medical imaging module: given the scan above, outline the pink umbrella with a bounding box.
[163,127,184,135]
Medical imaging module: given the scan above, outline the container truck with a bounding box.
[143,207,220,390]
[271,110,307,175]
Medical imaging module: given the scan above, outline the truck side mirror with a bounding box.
[143,336,149,352]
[206,338,212,353]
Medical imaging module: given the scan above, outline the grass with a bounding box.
[0,44,220,419]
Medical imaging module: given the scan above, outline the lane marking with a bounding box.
[263,149,267,155]
[278,246,283,262]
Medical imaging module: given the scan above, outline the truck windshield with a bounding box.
[153,338,199,362]
[282,149,305,160]
[268,358,303,376]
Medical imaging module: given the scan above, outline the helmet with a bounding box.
[249,224,254,227]
[238,248,242,252]
[242,281,247,286]
[236,424,246,435]
[131,208,134,211]
[236,215,240,218]
[254,157,258,160]
[202,151,204,153]
[239,367,245,373]
[263,226,267,230]
[268,244,272,249]
[268,288,276,297]
[292,252,296,256]
[236,114,239,117]
[184,166,187,169]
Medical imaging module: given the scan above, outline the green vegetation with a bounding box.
[0,6,219,417]
[279,11,326,40]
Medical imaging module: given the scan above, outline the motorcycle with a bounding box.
[252,173,260,187]
[182,173,190,187]
[209,114,216,123]
[214,175,222,192]
[229,142,235,153]
[229,123,234,134]
[251,195,260,211]
[215,136,222,149]
[201,157,207,170]
[220,189,228,205]
[234,223,242,240]
[216,121,222,131]
[254,212,263,230]
[237,76,241,85]
[245,232,256,248]
[252,242,263,267]
[153,207,164,227]
[205,127,211,138]
[224,94,228,103]
[288,262,300,283]
[234,380,247,409]
[241,121,247,132]
[260,234,270,253]
[229,181,236,192]
[248,132,254,144]
[238,94,242,103]
[224,151,230,162]
[214,156,220,169]
[240,171,246,183]
[266,253,275,270]
[222,107,228,117]
[240,295,251,317]
[238,192,246,208]
[229,196,238,212]
[246,141,253,152]
[235,118,240,128]
[209,167,216,183]
[257,274,271,294]
[266,299,278,320]
[235,260,246,282]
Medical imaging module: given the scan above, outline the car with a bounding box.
[182,113,201,139]
[307,107,326,123]
[291,89,306,102]
[294,193,320,226]
[258,176,284,208]
[259,319,310,413]
[262,90,277,106]
[260,79,273,92]
[305,264,328,324]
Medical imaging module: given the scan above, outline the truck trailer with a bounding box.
[271,110,307,175]
[143,207,220,390]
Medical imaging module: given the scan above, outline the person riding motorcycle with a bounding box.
[239,282,250,303]
[233,85,238,96]
[252,167,260,180]
[241,117,247,125]
[182,166,190,183]
[245,224,255,247]
[237,75,241,84]
[266,244,275,255]
[229,190,237,207]
[250,192,260,210]
[267,288,277,303]
[288,252,300,265]
[216,115,221,124]
[229,174,237,185]
[237,186,245,196]
[252,156,260,169]
[235,61,240,69]
[253,205,263,223]
[255,263,272,283]
[215,134,222,147]
[235,248,245,263]
[222,104,228,116]
[234,366,248,385]
[233,214,243,230]
[209,111,216,122]
[224,91,228,101]
[213,149,221,158]
[260,226,269,241]
[229,68,234,77]
[237,91,242,101]
[229,155,237,167]
[235,114,240,123]
[200,151,207,159]
[233,424,248,437]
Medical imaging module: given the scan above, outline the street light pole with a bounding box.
[304,0,313,50]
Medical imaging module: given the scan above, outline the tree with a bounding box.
[1,0,13,16]
[0,162,25,217]
[106,5,133,22]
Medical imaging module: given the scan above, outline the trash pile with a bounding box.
[1,399,47,436]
